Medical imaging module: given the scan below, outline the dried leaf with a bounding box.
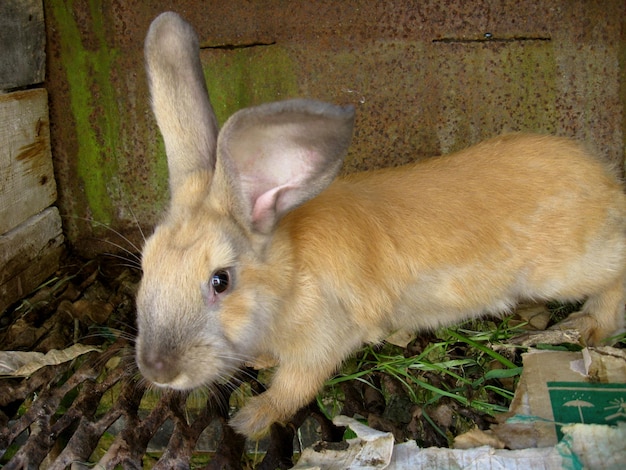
[454,426,506,449]
[0,343,100,377]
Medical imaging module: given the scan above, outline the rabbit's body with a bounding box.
[284,133,626,341]
[136,12,626,439]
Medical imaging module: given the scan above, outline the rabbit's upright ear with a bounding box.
[145,12,219,194]
[216,99,355,234]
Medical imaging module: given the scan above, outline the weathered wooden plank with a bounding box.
[0,207,64,313]
[0,0,46,90]
[0,88,57,235]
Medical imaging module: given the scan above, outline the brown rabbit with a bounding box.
[135,12,626,439]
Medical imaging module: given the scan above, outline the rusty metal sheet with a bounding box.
[44,0,626,252]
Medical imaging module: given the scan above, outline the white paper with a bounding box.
[295,417,626,469]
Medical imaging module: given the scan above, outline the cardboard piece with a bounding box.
[295,347,626,469]
[493,347,626,448]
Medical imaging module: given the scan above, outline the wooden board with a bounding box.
[0,207,64,313]
[0,0,45,90]
[0,88,57,235]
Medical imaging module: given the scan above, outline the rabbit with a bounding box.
[135,11,626,439]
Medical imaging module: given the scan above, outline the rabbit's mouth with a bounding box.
[140,361,224,391]
[150,375,192,391]
[137,340,243,391]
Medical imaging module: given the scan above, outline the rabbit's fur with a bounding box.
[136,12,626,438]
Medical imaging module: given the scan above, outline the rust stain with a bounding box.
[17,139,46,161]
[42,0,626,253]
[16,118,48,161]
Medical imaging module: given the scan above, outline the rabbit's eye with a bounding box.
[210,269,230,294]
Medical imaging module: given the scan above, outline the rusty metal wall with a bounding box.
[44,0,626,254]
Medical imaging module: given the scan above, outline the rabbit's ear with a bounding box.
[145,12,219,195]
[216,99,355,234]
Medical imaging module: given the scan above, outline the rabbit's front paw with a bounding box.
[230,395,282,439]
[550,312,608,346]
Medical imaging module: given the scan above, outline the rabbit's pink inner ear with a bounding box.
[216,99,355,233]
[250,186,286,234]
[245,154,327,234]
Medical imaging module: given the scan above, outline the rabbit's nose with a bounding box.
[138,347,180,385]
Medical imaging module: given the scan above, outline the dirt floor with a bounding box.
[0,252,545,469]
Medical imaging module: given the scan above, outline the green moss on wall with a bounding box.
[433,41,557,154]
[497,43,557,133]
[51,5,298,230]
[202,46,299,126]
[49,0,121,225]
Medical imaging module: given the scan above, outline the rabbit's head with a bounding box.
[135,12,355,391]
